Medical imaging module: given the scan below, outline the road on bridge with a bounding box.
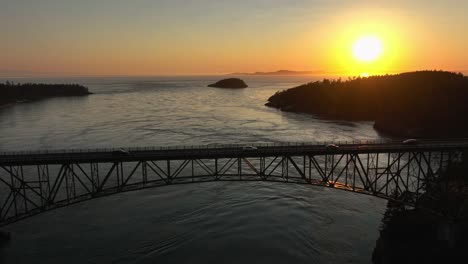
[1,139,468,165]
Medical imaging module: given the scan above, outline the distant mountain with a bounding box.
[230,70,322,76]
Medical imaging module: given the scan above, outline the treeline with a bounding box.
[0,81,91,106]
[266,71,468,138]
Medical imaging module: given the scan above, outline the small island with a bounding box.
[0,82,92,106]
[266,71,468,138]
[208,78,248,88]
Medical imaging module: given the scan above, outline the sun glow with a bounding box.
[352,36,382,62]
[321,9,426,76]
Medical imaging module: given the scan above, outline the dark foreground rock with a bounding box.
[372,208,468,263]
[266,71,468,138]
[0,82,92,106]
[0,231,11,245]
[208,78,248,88]
[372,155,468,263]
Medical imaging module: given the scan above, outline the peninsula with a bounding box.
[266,71,468,138]
[0,82,92,106]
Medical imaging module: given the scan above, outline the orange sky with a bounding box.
[2,1,467,77]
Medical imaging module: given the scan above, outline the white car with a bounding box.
[402,139,418,145]
[112,148,130,156]
[326,144,339,149]
[242,146,258,151]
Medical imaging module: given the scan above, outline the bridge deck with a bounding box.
[1,140,468,165]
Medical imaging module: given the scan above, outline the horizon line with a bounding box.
[1,69,467,79]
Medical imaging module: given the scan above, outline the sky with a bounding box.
[2,0,468,77]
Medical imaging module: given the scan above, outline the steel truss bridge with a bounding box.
[1,140,467,226]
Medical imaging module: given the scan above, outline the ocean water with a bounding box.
[0,76,386,263]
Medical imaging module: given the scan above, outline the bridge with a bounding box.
[1,140,467,226]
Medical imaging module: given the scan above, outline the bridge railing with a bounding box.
[0,139,391,156]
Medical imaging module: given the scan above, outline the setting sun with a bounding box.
[352,36,382,62]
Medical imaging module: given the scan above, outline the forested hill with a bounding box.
[0,82,91,106]
[266,71,468,138]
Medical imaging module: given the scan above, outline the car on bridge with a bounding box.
[402,139,418,145]
[326,144,339,149]
[112,148,131,156]
[242,146,258,151]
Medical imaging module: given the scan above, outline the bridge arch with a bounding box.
[0,142,465,226]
